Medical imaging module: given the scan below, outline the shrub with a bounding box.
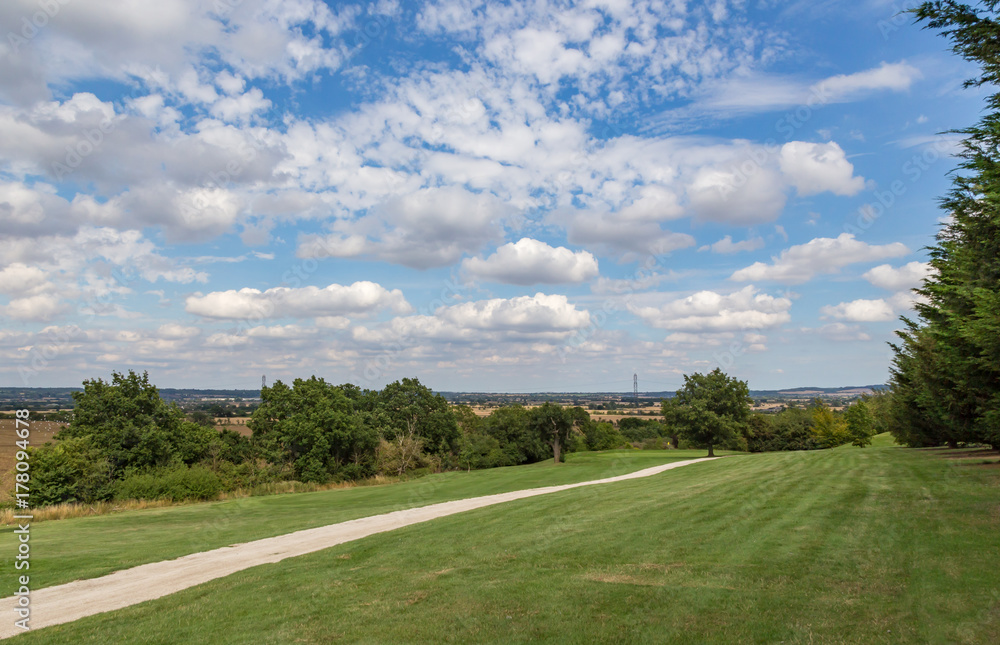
[584,422,629,451]
[114,465,221,502]
[28,437,112,506]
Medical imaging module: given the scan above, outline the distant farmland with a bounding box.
[0,419,63,499]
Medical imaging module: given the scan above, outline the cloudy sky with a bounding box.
[0,0,976,392]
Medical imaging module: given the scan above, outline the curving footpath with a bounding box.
[0,457,718,639]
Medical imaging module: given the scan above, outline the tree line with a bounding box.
[884,2,1000,450]
[23,368,888,508]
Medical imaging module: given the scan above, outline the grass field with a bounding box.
[7,439,1000,643]
[0,450,712,597]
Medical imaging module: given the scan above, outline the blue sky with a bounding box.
[0,0,979,392]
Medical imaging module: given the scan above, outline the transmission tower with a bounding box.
[262,374,267,390]
[633,373,638,407]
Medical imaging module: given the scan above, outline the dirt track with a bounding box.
[0,457,718,638]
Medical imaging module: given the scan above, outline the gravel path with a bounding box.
[0,457,717,638]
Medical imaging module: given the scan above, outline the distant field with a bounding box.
[212,417,251,436]
[6,438,1000,643]
[0,419,63,500]
[467,405,664,421]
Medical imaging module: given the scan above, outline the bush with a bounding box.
[375,434,434,476]
[114,465,222,502]
[617,418,664,442]
[585,422,629,451]
[28,437,112,506]
[457,433,508,471]
[636,437,672,450]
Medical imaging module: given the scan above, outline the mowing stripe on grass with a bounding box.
[0,457,718,638]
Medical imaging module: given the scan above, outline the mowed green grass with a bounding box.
[11,439,1000,644]
[0,450,712,596]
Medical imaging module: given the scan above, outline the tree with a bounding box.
[746,407,821,452]
[481,405,547,465]
[888,2,1000,449]
[617,417,664,442]
[584,421,629,451]
[529,402,573,464]
[29,436,112,505]
[810,400,851,449]
[457,432,505,471]
[662,369,751,457]
[250,377,378,482]
[377,378,460,456]
[59,370,215,478]
[844,399,876,448]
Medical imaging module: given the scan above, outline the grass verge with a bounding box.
[9,439,1000,644]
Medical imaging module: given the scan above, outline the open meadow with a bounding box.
[2,438,998,643]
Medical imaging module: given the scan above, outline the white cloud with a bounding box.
[730,234,910,284]
[820,298,895,322]
[353,293,591,344]
[629,285,792,333]
[297,187,511,269]
[692,61,922,115]
[698,235,764,254]
[863,261,934,291]
[811,61,922,102]
[687,164,787,225]
[185,282,412,320]
[461,238,599,285]
[439,293,590,333]
[561,211,695,258]
[2,294,68,322]
[0,263,50,297]
[157,323,201,339]
[779,141,865,196]
[815,323,872,342]
[0,0,357,104]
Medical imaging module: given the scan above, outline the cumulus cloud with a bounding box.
[561,211,695,258]
[820,298,895,322]
[0,263,50,297]
[1,294,68,322]
[0,0,357,105]
[461,238,599,285]
[779,141,865,196]
[698,235,765,254]
[628,285,792,333]
[157,323,201,339]
[184,282,412,319]
[863,261,934,291]
[730,234,909,284]
[815,323,872,342]
[687,164,787,225]
[297,187,511,269]
[353,293,591,344]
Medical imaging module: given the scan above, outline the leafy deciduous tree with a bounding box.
[662,369,752,457]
